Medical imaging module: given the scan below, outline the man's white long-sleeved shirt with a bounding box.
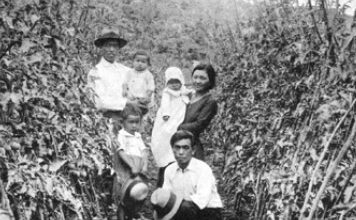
[87,58,131,111]
[162,158,223,209]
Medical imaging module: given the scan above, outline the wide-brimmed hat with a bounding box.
[151,188,183,220]
[94,30,127,48]
[121,178,149,205]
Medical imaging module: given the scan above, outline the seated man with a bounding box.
[161,130,223,220]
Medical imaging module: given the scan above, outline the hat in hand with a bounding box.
[94,29,127,48]
[121,178,149,206]
[151,188,183,220]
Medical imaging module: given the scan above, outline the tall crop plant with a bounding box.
[0,0,121,219]
[3,0,356,219]
[203,0,356,219]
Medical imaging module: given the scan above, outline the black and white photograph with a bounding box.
[1,0,356,219]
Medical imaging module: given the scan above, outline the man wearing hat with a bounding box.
[151,130,223,220]
[87,29,131,117]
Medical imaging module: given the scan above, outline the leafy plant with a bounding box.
[204,0,356,219]
[0,0,116,218]
[3,0,356,219]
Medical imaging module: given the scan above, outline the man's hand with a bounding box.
[174,200,199,220]
[180,200,199,212]
[163,115,170,121]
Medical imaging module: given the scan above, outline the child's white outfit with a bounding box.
[116,129,147,158]
[151,67,190,168]
[114,129,146,181]
[125,69,155,105]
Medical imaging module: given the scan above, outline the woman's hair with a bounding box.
[121,103,142,120]
[192,63,216,90]
[133,50,150,66]
[170,130,195,147]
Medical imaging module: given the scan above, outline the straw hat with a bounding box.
[94,30,127,48]
[151,188,183,220]
[120,178,149,205]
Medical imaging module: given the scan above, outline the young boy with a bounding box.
[110,103,149,220]
[123,50,155,114]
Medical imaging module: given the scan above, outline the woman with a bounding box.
[178,63,218,160]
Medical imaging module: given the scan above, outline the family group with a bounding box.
[87,30,223,220]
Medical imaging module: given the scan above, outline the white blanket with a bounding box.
[151,67,189,167]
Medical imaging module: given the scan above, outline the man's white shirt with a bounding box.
[162,158,223,209]
[88,58,131,111]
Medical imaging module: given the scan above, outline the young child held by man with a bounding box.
[151,67,191,187]
[123,50,155,115]
[110,103,149,220]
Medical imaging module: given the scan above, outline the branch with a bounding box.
[334,159,356,205]
[308,0,323,43]
[0,41,20,60]
[320,0,332,44]
[299,98,356,219]
[307,116,356,220]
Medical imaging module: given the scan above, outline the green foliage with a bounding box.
[2,0,356,219]
[0,0,114,219]
[205,1,356,219]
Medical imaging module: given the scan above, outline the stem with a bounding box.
[254,165,265,220]
[234,191,241,211]
[308,0,323,43]
[306,116,356,220]
[89,175,102,217]
[322,155,356,217]
[0,41,20,60]
[334,158,356,205]
[320,0,331,41]
[258,186,267,220]
[0,179,14,218]
[299,99,356,219]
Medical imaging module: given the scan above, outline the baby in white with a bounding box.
[151,67,191,186]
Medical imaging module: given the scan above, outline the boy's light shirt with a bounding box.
[88,57,130,111]
[117,129,146,157]
[126,69,155,99]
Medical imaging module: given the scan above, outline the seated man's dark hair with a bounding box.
[170,130,195,147]
[121,102,142,120]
